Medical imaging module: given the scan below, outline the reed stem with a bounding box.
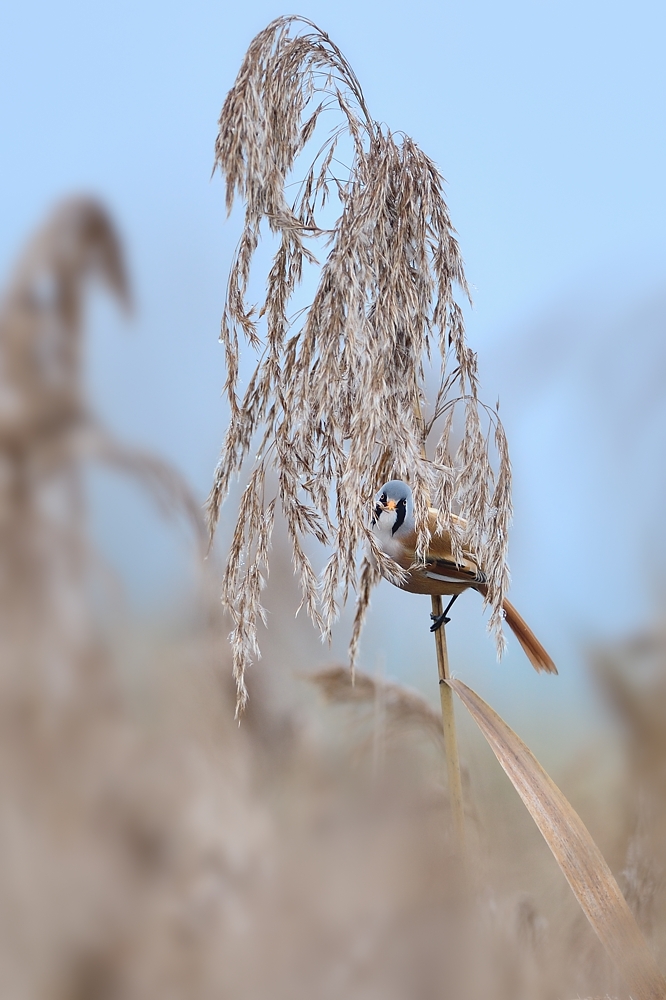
[412,394,465,853]
[431,594,466,856]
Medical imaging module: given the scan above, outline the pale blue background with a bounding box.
[2,0,665,751]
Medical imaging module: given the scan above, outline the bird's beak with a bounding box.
[385,499,396,511]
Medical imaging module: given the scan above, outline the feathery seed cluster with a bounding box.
[208,17,512,713]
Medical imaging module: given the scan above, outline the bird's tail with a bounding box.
[502,598,558,674]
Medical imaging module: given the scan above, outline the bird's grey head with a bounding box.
[371,480,414,537]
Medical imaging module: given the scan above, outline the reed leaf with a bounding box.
[446,677,666,1000]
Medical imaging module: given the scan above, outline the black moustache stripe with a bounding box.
[372,503,382,525]
[392,499,406,535]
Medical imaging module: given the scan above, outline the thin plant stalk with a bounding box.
[431,594,466,856]
[415,389,465,856]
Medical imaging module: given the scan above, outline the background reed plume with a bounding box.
[0,197,203,711]
[208,16,512,712]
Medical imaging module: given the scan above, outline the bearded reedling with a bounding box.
[371,480,556,674]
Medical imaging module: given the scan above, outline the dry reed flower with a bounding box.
[208,16,512,713]
[0,197,205,706]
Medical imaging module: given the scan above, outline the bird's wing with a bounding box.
[423,558,485,586]
[423,526,484,585]
[423,515,480,578]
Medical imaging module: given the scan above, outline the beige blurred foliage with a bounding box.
[0,197,664,999]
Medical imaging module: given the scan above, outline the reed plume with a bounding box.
[0,196,204,708]
[208,16,512,713]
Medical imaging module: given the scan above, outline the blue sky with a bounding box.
[2,0,665,746]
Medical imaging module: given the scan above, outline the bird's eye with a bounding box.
[397,498,405,508]
[380,493,387,504]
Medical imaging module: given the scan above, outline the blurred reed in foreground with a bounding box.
[0,198,664,998]
[593,630,666,963]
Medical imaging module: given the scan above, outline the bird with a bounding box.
[370,479,557,674]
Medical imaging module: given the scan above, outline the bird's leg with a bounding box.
[429,594,459,632]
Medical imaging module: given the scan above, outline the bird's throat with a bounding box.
[391,502,406,535]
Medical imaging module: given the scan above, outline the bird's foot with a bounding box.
[429,612,451,632]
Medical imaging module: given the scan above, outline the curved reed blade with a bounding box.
[446,677,666,1000]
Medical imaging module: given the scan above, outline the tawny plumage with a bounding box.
[371,481,557,675]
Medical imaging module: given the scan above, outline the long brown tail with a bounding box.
[502,598,557,674]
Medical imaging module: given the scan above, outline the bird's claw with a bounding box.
[429,613,450,632]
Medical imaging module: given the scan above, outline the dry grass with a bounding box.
[0,197,203,714]
[593,630,666,963]
[2,194,665,996]
[208,16,512,713]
